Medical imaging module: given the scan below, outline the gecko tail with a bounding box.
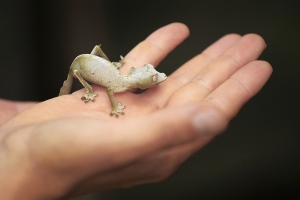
[59,72,73,96]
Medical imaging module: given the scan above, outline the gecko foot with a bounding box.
[110,103,125,117]
[81,92,98,103]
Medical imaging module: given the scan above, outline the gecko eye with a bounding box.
[152,74,158,83]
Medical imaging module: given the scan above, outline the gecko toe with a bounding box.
[110,103,125,117]
[81,92,98,103]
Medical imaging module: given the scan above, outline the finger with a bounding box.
[125,138,210,184]
[166,34,267,106]
[143,33,242,104]
[154,34,241,96]
[132,62,273,175]
[119,22,190,74]
[70,138,209,195]
[83,23,189,94]
[34,103,227,179]
[0,99,37,126]
[70,136,212,195]
[119,60,273,185]
[203,60,272,119]
[108,104,227,166]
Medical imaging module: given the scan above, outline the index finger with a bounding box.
[119,23,190,74]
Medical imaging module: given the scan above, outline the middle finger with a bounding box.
[165,34,266,106]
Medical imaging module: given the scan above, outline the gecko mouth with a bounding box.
[156,73,167,83]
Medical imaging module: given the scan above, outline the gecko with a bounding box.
[59,45,167,116]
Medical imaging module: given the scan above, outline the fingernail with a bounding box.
[193,110,222,137]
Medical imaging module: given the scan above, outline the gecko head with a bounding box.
[129,64,167,89]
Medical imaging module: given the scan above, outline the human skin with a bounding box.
[0,23,272,199]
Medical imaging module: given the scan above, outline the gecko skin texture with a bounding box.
[59,45,167,116]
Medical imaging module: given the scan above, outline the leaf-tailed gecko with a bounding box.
[59,45,167,116]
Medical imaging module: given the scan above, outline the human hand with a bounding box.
[0,23,272,199]
[0,99,37,126]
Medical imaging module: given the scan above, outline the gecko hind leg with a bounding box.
[111,55,125,69]
[107,88,125,116]
[90,45,110,61]
[91,45,124,69]
[73,70,98,103]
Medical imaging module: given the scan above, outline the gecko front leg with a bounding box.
[107,88,125,116]
[73,70,98,102]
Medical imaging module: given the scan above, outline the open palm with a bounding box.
[0,23,272,199]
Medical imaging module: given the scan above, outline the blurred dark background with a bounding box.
[1,1,299,199]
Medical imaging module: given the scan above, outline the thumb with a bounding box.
[34,104,227,173]
[109,104,228,164]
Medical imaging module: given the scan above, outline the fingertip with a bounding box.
[250,60,273,80]
[222,33,242,40]
[262,60,273,72]
[243,33,267,49]
[192,105,228,137]
[202,33,242,57]
[123,23,190,70]
[222,33,242,45]
[146,22,190,46]
[168,22,190,37]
